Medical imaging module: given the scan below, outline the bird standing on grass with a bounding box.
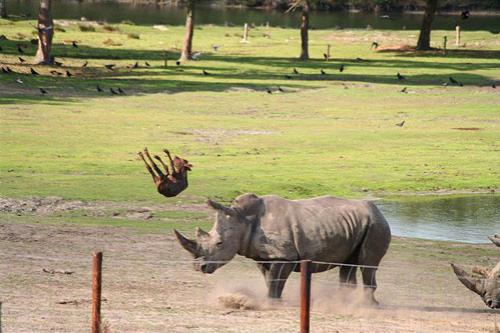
[202,70,210,76]
[371,42,379,49]
[397,72,405,80]
[17,45,24,54]
[72,41,78,48]
[118,87,125,94]
[50,70,63,76]
[449,76,463,86]
[132,61,139,69]
[39,88,48,95]
[395,120,405,127]
[105,64,115,70]
[293,68,299,74]
[266,88,272,94]
[30,68,40,75]
[339,64,345,72]
[110,88,119,95]
[66,70,73,77]
[400,87,408,93]
[18,57,25,63]
[82,61,88,68]
[321,69,326,75]
[145,62,151,67]
[96,85,103,92]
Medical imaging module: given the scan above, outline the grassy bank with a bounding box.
[1,19,499,203]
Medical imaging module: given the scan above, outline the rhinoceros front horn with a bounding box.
[173,229,199,256]
[451,263,484,296]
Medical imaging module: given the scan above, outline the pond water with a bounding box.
[6,0,500,32]
[377,195,500,244]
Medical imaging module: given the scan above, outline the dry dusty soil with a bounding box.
[0,211,499,332]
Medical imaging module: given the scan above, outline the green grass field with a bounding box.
[1,18,499,205]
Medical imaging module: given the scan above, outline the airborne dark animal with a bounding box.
[30,68,40,75]
[138,148,192,198]
[397,72,405,80]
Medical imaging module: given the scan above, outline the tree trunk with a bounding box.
[0,0,7,18]
[299,0,310,60]
[34,0,54,65]
[416,0,438,50]
[179,0,194,61]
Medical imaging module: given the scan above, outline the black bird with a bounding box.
[449,76,463,86]
[492,84,497,89]
[66,70,73,77]
[461,10,470,20]
[18,57,25,63]
[117,87,125,94]
[50,70,63,76]
[30,68,40,75]
[278,86,284,92]
[104,64,115,70]
[17,45,24,54]
[371,41,379,49]
[395,120,405,127]
[1,67,8,74]
[72,41,78,48]
[285,75,292,79]
[39,88,48,95]
[355,57,363,62]
[6,66,13,73]
[202,70,210,76]
[96,85,103,92]
[397,72,405,80]
[212,45,220,52]
[400,87,408,93]
[82,61,88,68]
[54,61,63,67]
[323,53,329,60]
[266,88,272,94]
[145,61,151,67]
[339,64,344,72]
[0,46,3,52]
[110,88,119,95]
[132,61,139,69]
[320,69,326,75]
[293,68,299,74]
[176,61,181,66]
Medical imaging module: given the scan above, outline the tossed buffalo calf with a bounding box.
[451,234,500,309]
[174,193,391,304]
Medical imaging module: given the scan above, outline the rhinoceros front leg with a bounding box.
[257,262,295,299]
[361,267,379,306]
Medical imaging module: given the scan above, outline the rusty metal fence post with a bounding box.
[92,252,103,333]
[300,260,312,333]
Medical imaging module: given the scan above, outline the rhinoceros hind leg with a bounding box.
[361,267,379,306]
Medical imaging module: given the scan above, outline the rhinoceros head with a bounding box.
[173,199,249,274]
[451,234,500,309]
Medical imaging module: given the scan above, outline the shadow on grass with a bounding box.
[378,48,500,60]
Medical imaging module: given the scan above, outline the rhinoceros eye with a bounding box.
[216,241,223,247]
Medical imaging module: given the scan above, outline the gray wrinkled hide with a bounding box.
[175,193,391,303]
[451,234,500,309]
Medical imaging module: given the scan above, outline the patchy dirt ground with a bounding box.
[0,218,498,332]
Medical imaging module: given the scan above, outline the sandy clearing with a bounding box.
[0,220,498,333]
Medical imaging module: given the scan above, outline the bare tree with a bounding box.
[179,0,195,61]
[416,0,438,50]
[34,0,54,64]
[0,0,7,18]
[289,0,311,60]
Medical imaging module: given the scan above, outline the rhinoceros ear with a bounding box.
[173,229,199,255]
[207,199,236,216]
[488,234,500,247]
[451,263,484,296]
